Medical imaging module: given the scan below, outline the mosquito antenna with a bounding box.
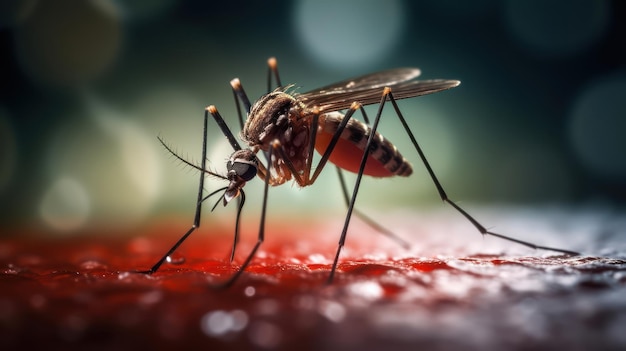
[158,135,226,180]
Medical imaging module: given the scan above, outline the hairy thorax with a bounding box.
[241,91,312,184]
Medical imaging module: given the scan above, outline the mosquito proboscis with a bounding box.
[139,57,579,287]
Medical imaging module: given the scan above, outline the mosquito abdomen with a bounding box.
[315,112,412,177]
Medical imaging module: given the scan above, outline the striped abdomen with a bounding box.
[314,112,413,177]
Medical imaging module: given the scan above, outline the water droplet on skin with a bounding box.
[166,255,185,265]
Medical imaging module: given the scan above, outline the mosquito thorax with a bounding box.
[240,90,313,185]
[241,91,300,146]
[224,149,258,204]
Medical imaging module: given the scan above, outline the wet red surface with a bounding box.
[1,211,625,350]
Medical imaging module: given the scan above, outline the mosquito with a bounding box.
[140,57,579,287]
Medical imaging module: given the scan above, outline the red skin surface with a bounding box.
[0,219,431,350]
[0,216,622,350]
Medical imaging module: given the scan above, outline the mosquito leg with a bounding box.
[309,103,361,185]
[138,229,195,274]
[267,57,282,91]
[231,76,274,163]
[214,142,275,289]
[303,109,319,181]
[327,93,390,284]
[270,141,307,187]
[232,57,282,158]
[333,103,409,249]
[266,107,319,187]
[230,78,252,114]
[139,108,212,274]
[384,90,580,256]
[335,167,410,249]
[358,105,370,124]
[229,193,246,262]
[232,88,245,131]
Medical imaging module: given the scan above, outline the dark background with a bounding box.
[0,0,625,235]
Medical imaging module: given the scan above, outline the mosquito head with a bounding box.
[223,149,258,205]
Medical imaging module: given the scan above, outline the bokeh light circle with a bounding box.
[293,0,405,68]
[130,86,209,212]
[14,0,122,87]
[504,0,609,58]
[568,74,626,179]
[85,94,162,204]
[39,177,91,232]
[44,95,164,230]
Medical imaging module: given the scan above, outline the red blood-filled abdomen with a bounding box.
[314,126,394,178]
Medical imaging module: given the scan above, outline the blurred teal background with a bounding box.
[0,0,624,234]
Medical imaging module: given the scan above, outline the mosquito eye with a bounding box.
[231,160,257,181]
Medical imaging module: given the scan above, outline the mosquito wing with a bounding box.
[306,68,421,95]
[297,68,460,112]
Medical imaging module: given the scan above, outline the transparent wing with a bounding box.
[296,68,460,112]
[305,68,421,95]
